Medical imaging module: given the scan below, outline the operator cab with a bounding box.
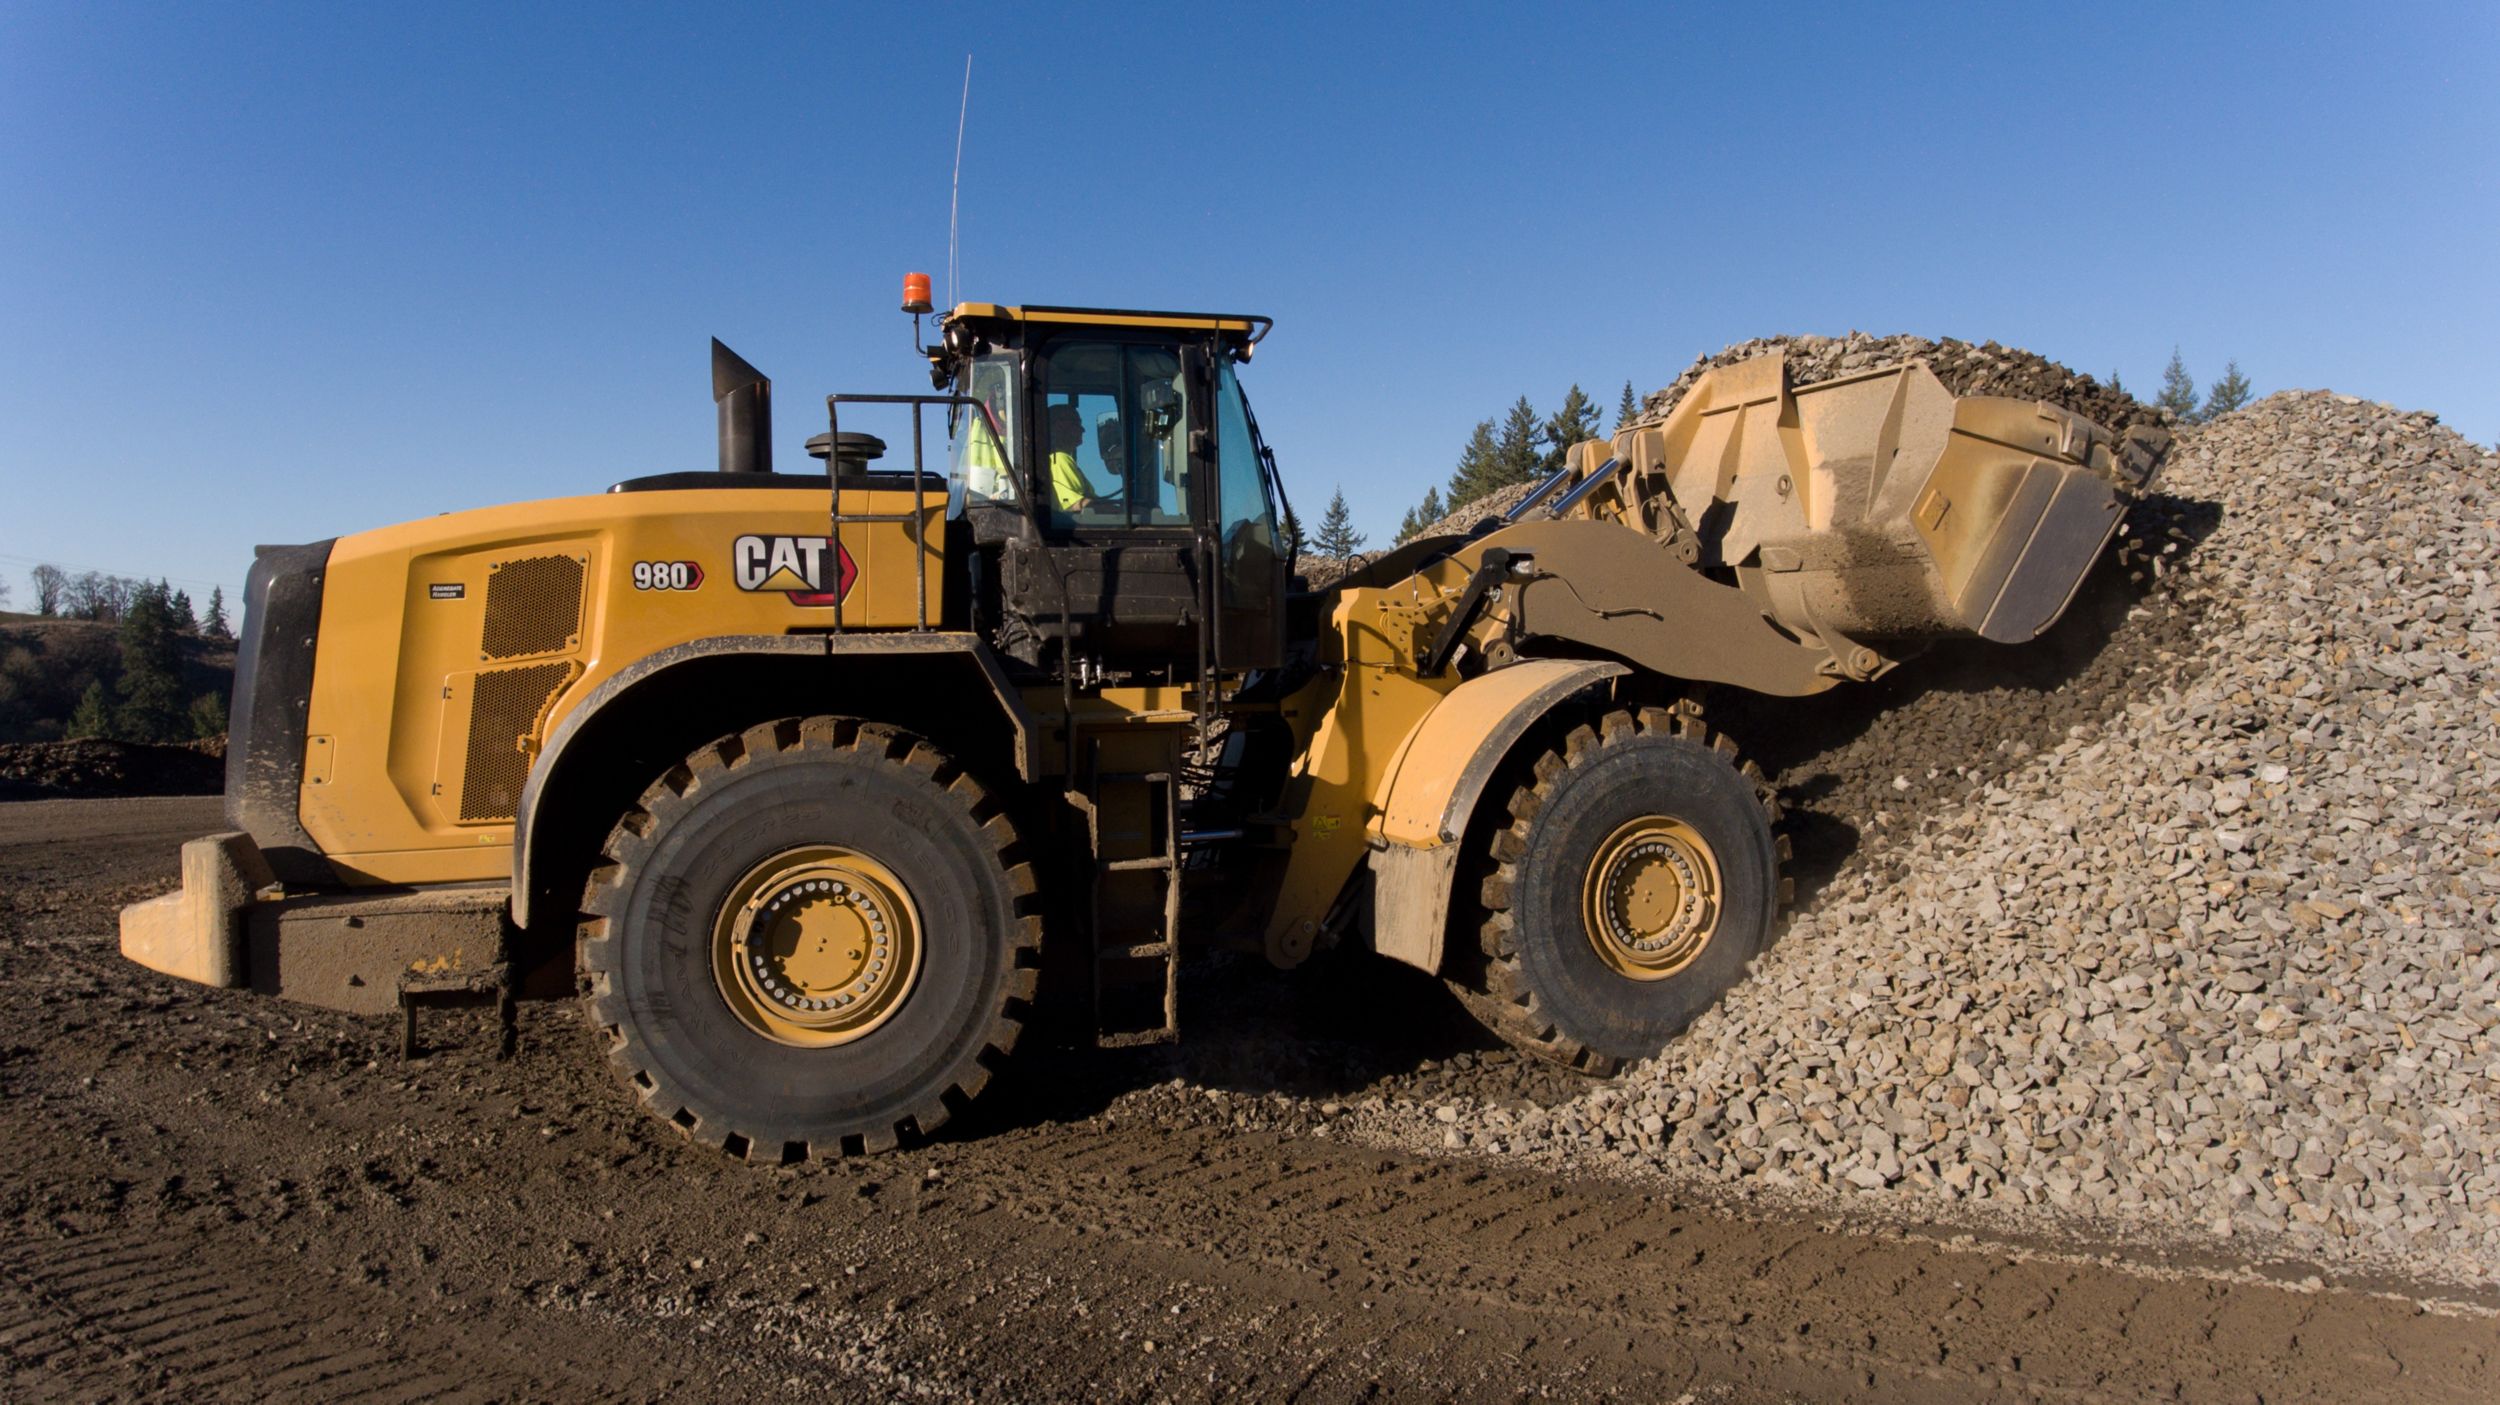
[930,303,1289,676]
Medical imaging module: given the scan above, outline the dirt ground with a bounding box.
[3,798,2492,1402]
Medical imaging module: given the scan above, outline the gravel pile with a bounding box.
[1405,479,1545,542]
[0,737,225,801]
[1703,485,2217,895]
[1414,391,2500,1286]
[1633,330,2160,437]
[1292,554,1364,591]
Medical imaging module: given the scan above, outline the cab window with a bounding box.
[1211,359,1285,666]
[1214,362,1278,553]
[1036,339,1191,531]
[951,352,1021,508]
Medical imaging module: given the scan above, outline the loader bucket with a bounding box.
[1569,354,2167,648]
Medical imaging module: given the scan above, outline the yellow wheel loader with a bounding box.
[119,287,2165,1160]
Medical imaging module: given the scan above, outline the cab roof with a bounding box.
[944,302,1271,346]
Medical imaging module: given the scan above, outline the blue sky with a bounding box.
[3,2,2493,602]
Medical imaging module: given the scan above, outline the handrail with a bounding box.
[822,392,1011,634]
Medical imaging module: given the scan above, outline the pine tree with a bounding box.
[1314,488,1367,557]
[1541,385,1605,473]
[1399,486,1445,543]
[2202,360,2252,419]
[68,681,115,740]
[115,582,187,743]
[169,587,194,631]
[1281,502,1306,559]
[2155,348,2200,422]
[202,586,232,641]
[1446,400,1543,517]
[1616,381,1641,431]
[1494,398,1542,485]
[189,690,229,739]
[1445,419,1502,507]
[2106,369,2125,396]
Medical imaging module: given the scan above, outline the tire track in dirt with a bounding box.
[936,1122,2494,1402]
[5,797,2496,1403]
[0,1229,519,1403]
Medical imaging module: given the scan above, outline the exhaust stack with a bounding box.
[711,338,772,475]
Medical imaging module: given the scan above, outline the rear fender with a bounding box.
[508,632,1033,930]
[1365,659,1627,973]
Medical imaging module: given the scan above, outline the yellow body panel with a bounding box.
[299,485,942,884]
[1258,555,1486,961]
[1374,659,1607,849]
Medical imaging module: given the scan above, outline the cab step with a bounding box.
[1074,737,1182,1046]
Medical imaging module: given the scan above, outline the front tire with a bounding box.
[1452,703,1786,1074]
[579,716,1040,1161]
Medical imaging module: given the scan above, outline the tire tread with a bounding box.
[576,715,1039,1162]
[1454,700,1783,1076]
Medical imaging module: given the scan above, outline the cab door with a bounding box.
[1189,345,1286,671]
[1010,334,1204,664]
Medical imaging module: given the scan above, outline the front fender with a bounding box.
[1366,658,1628,972]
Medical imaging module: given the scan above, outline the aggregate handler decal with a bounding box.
[733,534,857,606]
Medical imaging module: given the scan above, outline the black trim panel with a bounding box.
[606,471,944,493]
[225,539,335,885]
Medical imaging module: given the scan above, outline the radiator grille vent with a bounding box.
[460,661,576,822]
[480,555,584,661]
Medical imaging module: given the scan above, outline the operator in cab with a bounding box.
[1046,403,1111,517]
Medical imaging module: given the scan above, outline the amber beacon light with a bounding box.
[901,272,934,315]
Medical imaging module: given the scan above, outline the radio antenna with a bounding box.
[947,54,971,311]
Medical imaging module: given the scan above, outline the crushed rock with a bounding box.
[0,737,225,801]
[1394,391,2500,1288]
[1631,330,2160,437]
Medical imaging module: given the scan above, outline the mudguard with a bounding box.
[1365,659,1627,973]
[508,632,1034,929]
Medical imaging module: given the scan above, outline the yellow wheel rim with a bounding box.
[1580,816,1722,981]
[710,845,922,1047]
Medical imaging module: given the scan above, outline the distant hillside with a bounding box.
[0,618,236,744]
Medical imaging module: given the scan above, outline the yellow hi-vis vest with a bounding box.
[1049,450,1095,512]
[962,416,1010,499]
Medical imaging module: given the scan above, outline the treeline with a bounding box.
[0,577,234,744]
[8,564,233,638]
[2120,350,2253,425]
[1392,382,1643,543]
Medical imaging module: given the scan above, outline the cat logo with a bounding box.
[732,534,857,606]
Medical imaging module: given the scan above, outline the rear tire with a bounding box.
[579,716,1041,1161]
[1451,703,1786,1074]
